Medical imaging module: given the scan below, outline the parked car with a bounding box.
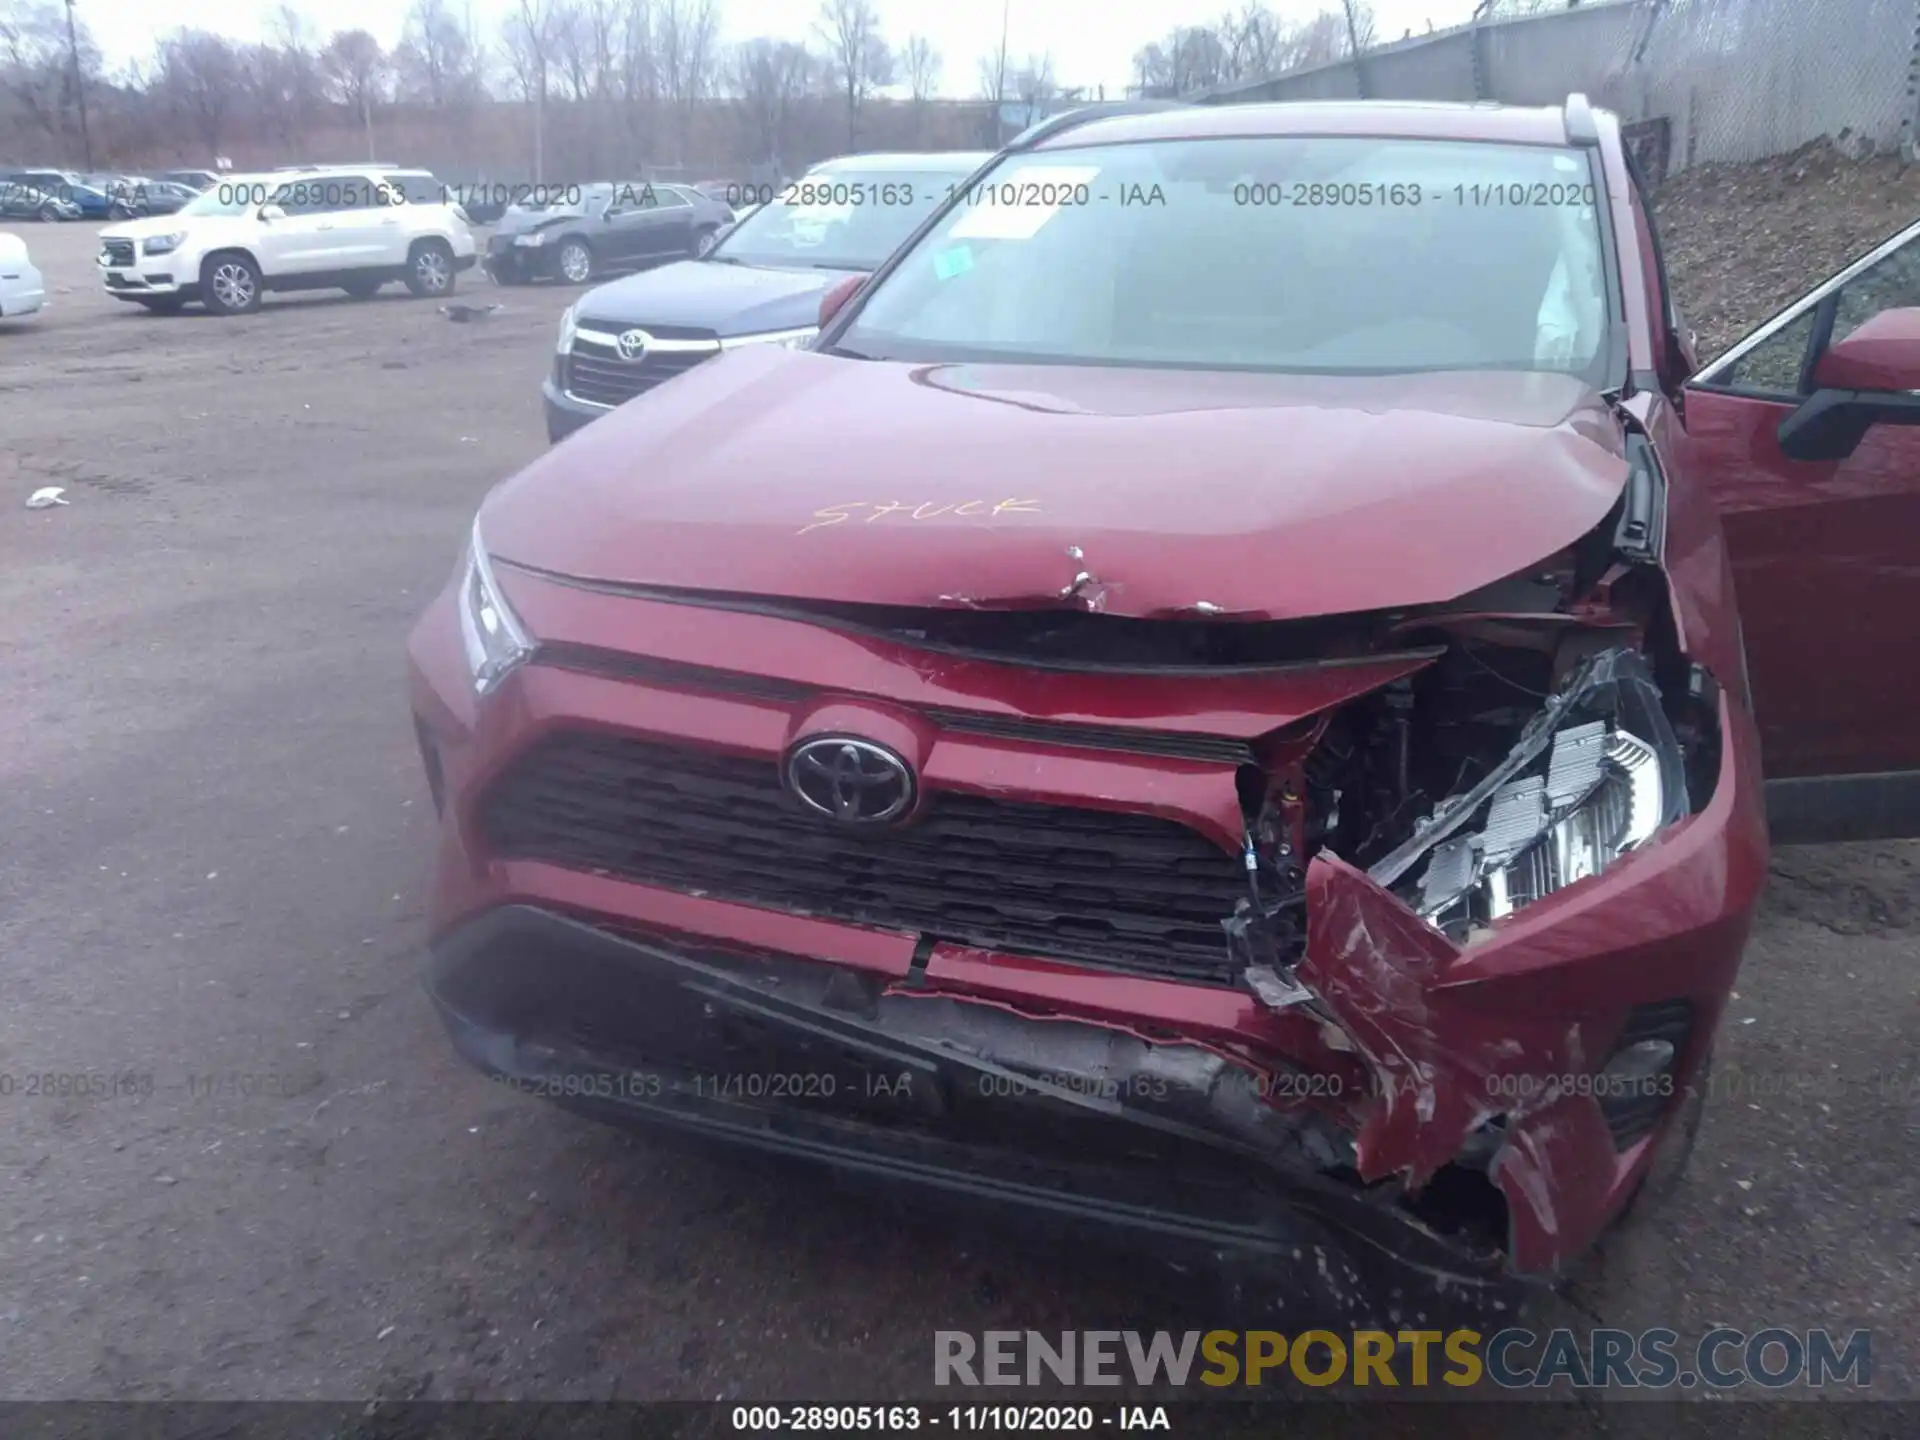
[160,170,218,192]
[5,171,114,218]
[0,230,45,318]
[0,181,80,222]
[95,167,476,315]
[539,150,991,441]
[483,181,735,286]
[410,94,1920,1309]
[100,179,199,217]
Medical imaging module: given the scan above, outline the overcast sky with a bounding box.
[83,0,1486,98]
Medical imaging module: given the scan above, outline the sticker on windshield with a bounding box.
[933,245,974,280]
[947,166,1102,241]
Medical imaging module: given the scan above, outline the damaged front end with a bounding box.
[418,426,1766,1315]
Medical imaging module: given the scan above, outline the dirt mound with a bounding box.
[1653,141,1920,360]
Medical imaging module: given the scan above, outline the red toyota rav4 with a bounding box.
[408,98,1920,1308]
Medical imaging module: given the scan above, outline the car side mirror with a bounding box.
[1778,307,1920,462]
[819,274,864,328]
[258,204,286,222]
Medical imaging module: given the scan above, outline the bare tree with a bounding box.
[393,0,484,104]
[1283,10,1351,67]
[550,0,594,101]
[1009,51,1054,127]
[0,0,99,157]
[151,29,244,155]
[1131,27,1228,96]
[727,38,809,171]
[974,0,1010,143]
[901,31,938,138]
[1218,2,1281,82]
[902,33,939,100]
[501,0,559,178]
[319,30,387,114]
[613,0,659,165]
[657,0,718,163]
[814,0,890,150]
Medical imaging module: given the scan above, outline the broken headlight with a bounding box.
[456,517,534,696]
[1371,649,1689,938]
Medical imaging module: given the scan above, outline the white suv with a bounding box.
[96,168,477,316]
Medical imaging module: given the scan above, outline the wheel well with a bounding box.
[200,247,260,274]
[556,232,592,251]
[408,235,455,258]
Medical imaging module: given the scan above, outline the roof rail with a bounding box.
[1563,93,1600,147]
[1006,99,1189,151]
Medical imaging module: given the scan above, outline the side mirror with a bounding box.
[1778,307,1920,462]
[1810,307,1920,391]
[258,204,286,222]
[819,273,864,328]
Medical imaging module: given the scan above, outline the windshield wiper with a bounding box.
[705,253,746,265]
[808,261,869,272]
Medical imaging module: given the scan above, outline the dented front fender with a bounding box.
[1293,694,1765,1273]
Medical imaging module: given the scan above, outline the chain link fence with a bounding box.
[1204,0,1920,182]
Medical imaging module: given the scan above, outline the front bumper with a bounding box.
[542,374,605,442]
[484,240,556,283]
[429,902,1518,1315]
[407,569,1769,1294]
[99,255,190,298]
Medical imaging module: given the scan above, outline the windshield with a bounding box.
[837,137,1613,380]
[712,168,977,270]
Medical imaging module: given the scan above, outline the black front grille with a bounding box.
[564,335,718,407]
[530,645,1258,763]
[479,732,1250,987]
[102,239,134,266]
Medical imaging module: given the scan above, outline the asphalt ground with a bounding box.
[0,218,1914,1419]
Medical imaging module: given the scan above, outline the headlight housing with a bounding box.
[1372,648,1689,939]
[513,229,549,247]
[718,326,818,351]
[456,518,534,696]
[556,302,578,354]
[142,232,185,255]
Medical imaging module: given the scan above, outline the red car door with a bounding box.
[1678,218,1920,838]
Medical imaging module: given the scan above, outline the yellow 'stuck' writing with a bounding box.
[799,499,1043,535]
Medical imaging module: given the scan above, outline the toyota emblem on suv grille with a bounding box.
[785,737,915,824]
[615,328,652,362]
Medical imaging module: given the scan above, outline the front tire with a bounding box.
[37,201,60,222]
[201,252,262,315]
[693,225,719,258]
[556,236,594,284]
[342,276,383,299]
[405,239,456,297]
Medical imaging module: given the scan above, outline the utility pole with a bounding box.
[63,0,93,170]
[1340,0,1372,99]
[364,91,375,161]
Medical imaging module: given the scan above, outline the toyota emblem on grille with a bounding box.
[785,737,915,825]
[615,327,652,362]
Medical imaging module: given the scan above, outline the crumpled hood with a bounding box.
[483,350,1630,621]
[492,203,587,238]
[576,260,839,337]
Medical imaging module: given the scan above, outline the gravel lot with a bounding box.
[0,217,1916,1411]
